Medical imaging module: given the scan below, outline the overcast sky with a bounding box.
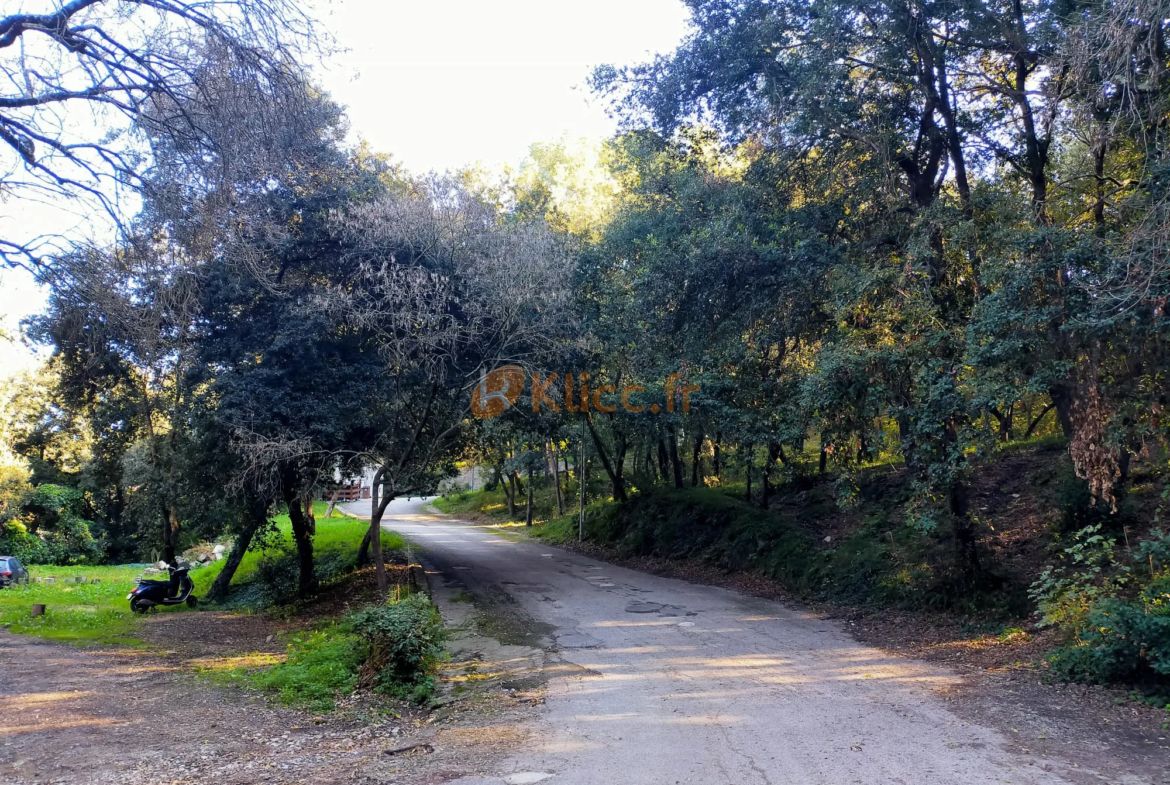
[0,0,691,378]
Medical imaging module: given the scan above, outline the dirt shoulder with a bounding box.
[0,562,545,785]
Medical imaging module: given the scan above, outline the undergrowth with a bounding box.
[220,594,445,711]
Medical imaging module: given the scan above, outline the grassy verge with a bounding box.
[441,484,1013,613]
[202,593,445,711]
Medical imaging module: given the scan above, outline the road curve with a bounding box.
[354,497,1087,785]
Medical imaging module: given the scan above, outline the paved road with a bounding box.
[352,498,1092,785]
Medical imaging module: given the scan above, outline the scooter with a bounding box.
[128,560,198,612]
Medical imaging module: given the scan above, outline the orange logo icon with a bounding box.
[471,365,525,419]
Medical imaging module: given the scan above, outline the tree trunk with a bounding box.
[526,465,534,526]
[585,415,628,502]
[818,444,828,474]
[367,470,391,596]
[744,443,753,504]
[563,451,572,504]
[668,428,683,489]
[691,432,704,487]
[284,487,317,599]
[657,438,669,484]
[506,473,517,518]
[713,432,721,477]
[206,497,266,603]
[949,477,981,586]
[551,441,565,515]
[162,506,179,564]
[1049,386,1075,439]
[357,525,372,566]
[763,442,781,508]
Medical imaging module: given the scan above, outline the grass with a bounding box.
[0,501,402,645]
[433,479,612,525]
[240,624,365,712]
[0,564,146,645]
[203,594,445,711]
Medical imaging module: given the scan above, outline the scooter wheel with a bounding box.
[186,595,198,608]
[130,599,150,614]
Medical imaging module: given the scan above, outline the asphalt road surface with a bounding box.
[348,497,1109,785]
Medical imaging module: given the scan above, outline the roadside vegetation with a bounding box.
[205,593,445,711]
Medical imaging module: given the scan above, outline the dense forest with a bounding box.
[3,0,1170,697]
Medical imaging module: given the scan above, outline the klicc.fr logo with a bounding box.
[471,367,699,419]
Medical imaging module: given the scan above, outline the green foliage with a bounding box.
[1031,525,1129,630]
[248,626,365,712]
[348,593,446,701]
[7,484,105,565]
[1034,526,1170,698]
[0,519,45,564]
[241,595,445,710]
[1044,578,1170,700]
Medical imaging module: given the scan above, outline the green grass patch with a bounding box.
[0,563,148,645]
[215,594,445,711]
[247,625,365,711]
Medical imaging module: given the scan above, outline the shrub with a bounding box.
[17,484,104,565]
[0,518,50,563]
[1045,576,1170,700]
[1034,525,1170,700]
[255,552,301,607]
[347,594,445,700]
[244,595,446,710]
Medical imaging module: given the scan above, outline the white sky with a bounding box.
[0,0,691,378]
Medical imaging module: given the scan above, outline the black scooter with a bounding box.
[128,560,198,612]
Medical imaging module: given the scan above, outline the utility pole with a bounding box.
[579,417,586,542]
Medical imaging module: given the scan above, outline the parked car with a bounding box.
[0,556,30,588]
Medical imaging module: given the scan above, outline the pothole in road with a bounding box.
[625,601,665,613]
[625,601,692,616]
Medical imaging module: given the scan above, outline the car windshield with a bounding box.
[0,559,9,571]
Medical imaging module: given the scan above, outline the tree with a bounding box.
[0,0,323,268]
[327,176,576,594]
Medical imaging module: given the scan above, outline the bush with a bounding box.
[0,518,50,563]
[243,594,445,709]
[1033,526,1170,700]
[347,594,445,700]
[16,484,104,565]
[255,553,301,607]
[1046,578,1170,700]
